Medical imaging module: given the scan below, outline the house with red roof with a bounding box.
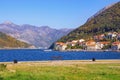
[86,40,96,50]
[55,42,67,51]
[98,41,110,49]
[111,41,120,50]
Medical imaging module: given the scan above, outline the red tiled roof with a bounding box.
[99,42,110,45]
[112,41,120,45]
[87,44,96,46]
[86,40,96,46]
[56,42,65,45]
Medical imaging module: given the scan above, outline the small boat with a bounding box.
[44,49,52,52]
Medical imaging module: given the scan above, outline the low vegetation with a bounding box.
[0,64,6,71]
[0,61,120,80]
[0,32,30,48]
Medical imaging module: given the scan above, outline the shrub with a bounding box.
[0,64,6,71]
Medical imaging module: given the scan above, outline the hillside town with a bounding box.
[55,32,120,51]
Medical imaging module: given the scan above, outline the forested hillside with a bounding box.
[58,1,120,42]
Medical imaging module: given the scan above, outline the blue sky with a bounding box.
[0,0,119,29]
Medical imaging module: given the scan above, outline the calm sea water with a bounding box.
[0,49,120,62]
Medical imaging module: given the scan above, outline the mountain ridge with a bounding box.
[0,22,73,48]
[87,1,119,22]
[58,1,120,42]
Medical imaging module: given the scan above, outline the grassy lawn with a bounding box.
[0,60,120,80]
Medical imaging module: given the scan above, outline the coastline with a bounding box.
[0,48,120,52]
[1,59,120,64]
[0,48,40,50]
[61,49,120,52]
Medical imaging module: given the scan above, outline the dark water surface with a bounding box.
[0,49,120,62]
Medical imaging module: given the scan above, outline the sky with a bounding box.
[0,0,119,29]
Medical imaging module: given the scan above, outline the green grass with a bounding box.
[0,61,120,80]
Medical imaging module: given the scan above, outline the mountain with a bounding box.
[0,32,31,48]
[58,1,120,42]
[87,2,117,22]
[0,22,73,48]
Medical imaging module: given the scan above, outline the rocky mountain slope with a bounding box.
[58,1,120,42]
[0,21,73,48]
[0,32,31,48]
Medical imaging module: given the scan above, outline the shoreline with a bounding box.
[0,48,120,52]
[0,48,39,50]
[63,49,120,52]
[1,59,120,64]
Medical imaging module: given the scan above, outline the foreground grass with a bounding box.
[0,60,120,80]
